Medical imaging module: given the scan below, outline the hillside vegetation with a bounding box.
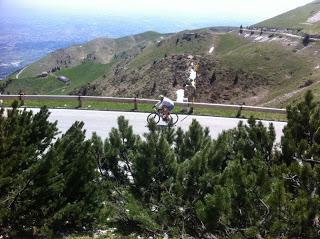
[3,27,320,108]
[2,92,320,238]
[5,62,109,95]
[87,31,318,107]
[4,1,320,107]
[255,0,320,34]
[18,31,164,79]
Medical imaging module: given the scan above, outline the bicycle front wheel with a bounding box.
[147,113,160,124]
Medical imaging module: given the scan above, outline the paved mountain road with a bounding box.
[24,108,287,143]
[15,66,28,79]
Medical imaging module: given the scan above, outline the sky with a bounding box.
[1,0,315,23]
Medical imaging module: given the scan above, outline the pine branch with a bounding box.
[294,156,320,165]
[301,158,320,164]
[95,151,106,180]
[120,150,134,184]
[259,199,270,225]
[9,173,37,210]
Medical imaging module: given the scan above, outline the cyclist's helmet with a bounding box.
[159,94,164,100]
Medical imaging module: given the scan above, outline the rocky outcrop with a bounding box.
[74,53,269,105]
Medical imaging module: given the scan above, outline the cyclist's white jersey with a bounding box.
[155,97,174,110]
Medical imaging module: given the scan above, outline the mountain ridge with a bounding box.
[255,0,320,34]
[3,2,320,107]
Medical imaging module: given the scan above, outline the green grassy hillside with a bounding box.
[3,31,164,95]
[4,27,320,108]
[14,31,165,79]
[5,62,110,95]
[214,33,315,105]
[84,31,317,107]
[128,30,213,69]
[255,0,320,34]
[216,34,311,83]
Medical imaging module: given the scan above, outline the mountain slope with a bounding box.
[3,26,320,107]
[255,0,320,34]
[18,31,164,79]
[73,31,317,106]
[2,31,165,95]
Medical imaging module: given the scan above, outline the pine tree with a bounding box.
[234,73,239,85]
[41,121,101,236]
[174,120,210,162]
[210,71,216,85]
[239,25,243,34]
[5,92,320,238]
[266,178,289,237]
[193,117,277,237]
[99,117,178,234]
[303,34,311,46]
[0,104,101,237]
[0,104,58,236]
[101,116,141,185]
[281,90,320,165]
[133,123,176,203]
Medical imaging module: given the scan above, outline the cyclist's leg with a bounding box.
[162,106,169,120]
[167,105,174,120]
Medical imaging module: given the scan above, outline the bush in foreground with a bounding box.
[1,91,320,238]
[0,103,101,237]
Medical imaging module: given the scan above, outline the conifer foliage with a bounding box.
[0,103,100,237]
[2,91,320,238]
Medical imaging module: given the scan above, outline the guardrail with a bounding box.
[0,94,287,115]
[241,29,320,42]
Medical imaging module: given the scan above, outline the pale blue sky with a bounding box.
[1,0,314,22]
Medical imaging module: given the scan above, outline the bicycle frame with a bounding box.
[155,108,171,120]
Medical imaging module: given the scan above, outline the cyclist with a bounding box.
[154,95,175,121]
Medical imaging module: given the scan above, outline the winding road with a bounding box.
[15,66,28,79]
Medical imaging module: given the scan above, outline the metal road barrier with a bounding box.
[0,94,287,115]
[241,29,320,42]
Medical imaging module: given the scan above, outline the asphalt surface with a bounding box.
[25,108,287,143]
[15,66,28,79]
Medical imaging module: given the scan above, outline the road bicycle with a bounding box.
[147,108,179,126]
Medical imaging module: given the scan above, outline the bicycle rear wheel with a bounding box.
[147,113,160,124]
[168,113,179,126]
